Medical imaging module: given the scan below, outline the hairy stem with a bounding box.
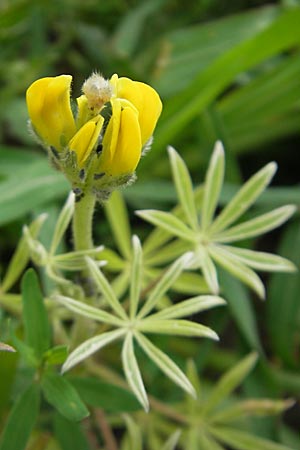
[72,191,96,251]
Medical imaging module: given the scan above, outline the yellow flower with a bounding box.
[26,75,76,150]
[26,72,162,180]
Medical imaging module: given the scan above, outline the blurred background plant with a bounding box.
[0,0,300,449]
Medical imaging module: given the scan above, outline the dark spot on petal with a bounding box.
[94,172,105,180]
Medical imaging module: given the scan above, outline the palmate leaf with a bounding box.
[168,145,198,230]
[210,162,277,235]
[122,333,149,412]
[135,331,196,398]
[201,141,225,231]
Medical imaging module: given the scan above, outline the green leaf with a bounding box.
[150,295,225,320]
[50,192,74,255]
[86,257,127,320]
[168,146,198,230]
[54,413,91,450]
[138,319,219,340]
[210,426,294,450]
[122,333,149,412]
[136,209,196,242]
[197,431,225,450]
[44,345,69,366]
[53,294,123,326]
[210,162,277,235]
[104,190,132,258]
[162,430,182,450]
[221,246,296,272]
[130,235,143,319]
[208,244,265,299]
[123,414,143,450]
[203,353,258,415]
[62,329,126,373]
[21,268,51,358]
[135,331,196,398]
[41,371,89,421]
[197,247,219,294]
[214,205,296,243]
[201,141,225,231]
[0,384,40,450]
[1,213,47,293]
[70,377,140,412]
[138,252,193,319]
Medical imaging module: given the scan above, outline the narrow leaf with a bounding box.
[22,269,51,358]
[150,295,226,320]
[62,329,126,373]
[1,213,47,293]
[203,353,258,415]
[86,257,127,320]
[208,244,265,299]
[214,205,296,243]
[201,141,225,230]
[53,295,123,327]
[138,319,219,340]
[162,430,182,450]
[210,162,277,234]
[135,331,196,398]
[122,333,149,412]
[130,235,143,318]
[50,192,74,255]
[104,190,132,258]
[0,384,40,450]
[221,245,296,272]
[123,414,143,450]
[41,371,89,421]
[168,146,198,230]
[197,431,225,450]
[197,247,220,294]
[136,209,196,242]
[210,426,294,450]
[138,252,193,319]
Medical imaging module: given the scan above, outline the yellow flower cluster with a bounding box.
[26,73,162,178]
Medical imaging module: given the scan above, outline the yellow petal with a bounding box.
[113,76,162,145]
[100,105,141,176]
[26,75,76,150]
[69,115,104,167]
[102,98,122,163]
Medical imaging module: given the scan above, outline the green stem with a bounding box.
[72,192,96,251]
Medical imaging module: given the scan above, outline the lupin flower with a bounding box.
[26,72,162,193]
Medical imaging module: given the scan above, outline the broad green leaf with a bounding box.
[208,244,265,299]
[62,329,126,373]
[0,384,40,450]
[138,252,193,319]
[44,345,69,366]
[130,235,143,319]
[70,377,140,412]
[151,295,225,320]
[162,430,181,450]
[135,331,196,398]
[138,319,219,340]
[210,162,277,235]
[136,210,196,242]
[201,141,225,230]
[221,246,296,272]
[1,213,47,293]
[50,192,74,255]
[210,426,294,450]
[0,159,69,225]
[214,205,296,243]
[41,371,89,421]
[21,269,51,358]
[267,219,300,366]
[104,190,132,258]
[86,257,127,320]
[168,146,198,230]
[203,353,258,415]
[54,414,91,450]
[53,294,123,327]
[122,333,149,412]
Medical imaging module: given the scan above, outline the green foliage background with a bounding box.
[0,0,299,448]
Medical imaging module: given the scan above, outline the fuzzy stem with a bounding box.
[72,192,96,251]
